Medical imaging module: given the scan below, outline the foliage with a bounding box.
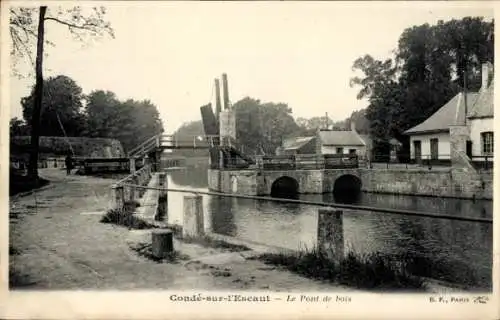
[21,75,87,136]
[85,90,164,152]
[258,248,424,291]
[9,6,114,77]
[350,17,494,155]
[172,120,209,157]
[13,83,164,155]
[10,5,114,179]
[10,117,30,136]
[296,116,334,135]
[234,97,300,155]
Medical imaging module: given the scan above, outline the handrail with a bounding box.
[120,183,493,224]
[113,163,152,187]
[128,135,160,156]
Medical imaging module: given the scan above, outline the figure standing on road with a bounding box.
[65,153,73,175]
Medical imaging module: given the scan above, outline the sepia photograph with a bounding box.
[2,1,497,319]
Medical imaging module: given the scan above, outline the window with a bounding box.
[336,147,344,154]
[481,132,494,155]
[349,149,357,154]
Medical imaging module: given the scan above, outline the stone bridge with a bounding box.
[208,168,362,197]
[207,167,493,200]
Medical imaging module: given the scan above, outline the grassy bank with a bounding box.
[257,248,425,291]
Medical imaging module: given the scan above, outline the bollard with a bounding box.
[317,209,344,265]
[151,229,174,259]
[183,195,204,238]
[112,185,125,210]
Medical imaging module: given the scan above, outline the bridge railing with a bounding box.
[159,134,220,148]
[252,154,359,171]
[368,153,493,171]
[112,163,153,210]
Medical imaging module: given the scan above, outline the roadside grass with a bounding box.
[257,247,425,291]
[100,205,156,230]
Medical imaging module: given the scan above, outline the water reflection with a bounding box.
[166,162,492,290]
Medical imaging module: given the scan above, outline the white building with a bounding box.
[315,122,367,158]
[405,62,493,165]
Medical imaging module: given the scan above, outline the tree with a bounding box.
[296,116,334,135]
[172,120,208,157]
[85,91,164,152]
[10,117,30,136]
[233,97,300,154]
[21,75,86,136]
[10,6,113,178]
[350,17,494,157]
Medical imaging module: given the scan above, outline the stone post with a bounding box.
[157,172,168,221]
[151,229,174,259]
[129,158,136,174]
[183,195,204,238]
[112,185,125,210]
[317,209,344,265]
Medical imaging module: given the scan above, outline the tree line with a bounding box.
[10,74,164,152]
[350,16,494,155]
[174,16,493,159]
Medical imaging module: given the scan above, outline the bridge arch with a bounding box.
[333,174,362,203]
[270,176,299,199]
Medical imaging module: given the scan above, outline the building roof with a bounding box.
[282,136,315,150]
[468,80,494,119]
[318,130,365,146]
[404,92,479,135]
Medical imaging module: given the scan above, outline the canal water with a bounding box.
[164,162,493,290]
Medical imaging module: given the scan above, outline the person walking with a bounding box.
[65,153,73,175]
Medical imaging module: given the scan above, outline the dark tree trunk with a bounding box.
[27,6,47,179]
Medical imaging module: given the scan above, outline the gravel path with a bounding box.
[9,169,353,291]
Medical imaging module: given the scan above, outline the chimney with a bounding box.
[222,73,230,110]
[214,78,222,119]
[350,121,356,132]
[481,62,492,91]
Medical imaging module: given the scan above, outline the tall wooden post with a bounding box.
[222,73,230,110]
[215,78,222,124]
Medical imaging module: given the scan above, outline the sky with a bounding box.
[8,2,494,134]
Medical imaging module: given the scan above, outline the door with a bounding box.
[466,140,473,158]
[413,140,422,164]
[430,138,439,161]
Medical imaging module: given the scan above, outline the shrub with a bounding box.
[100,208,154,230]
[258,247,424,291]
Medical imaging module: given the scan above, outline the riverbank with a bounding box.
[9,169,354,291]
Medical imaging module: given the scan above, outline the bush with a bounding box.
[100,208,154,230]
[258,247,424,291]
